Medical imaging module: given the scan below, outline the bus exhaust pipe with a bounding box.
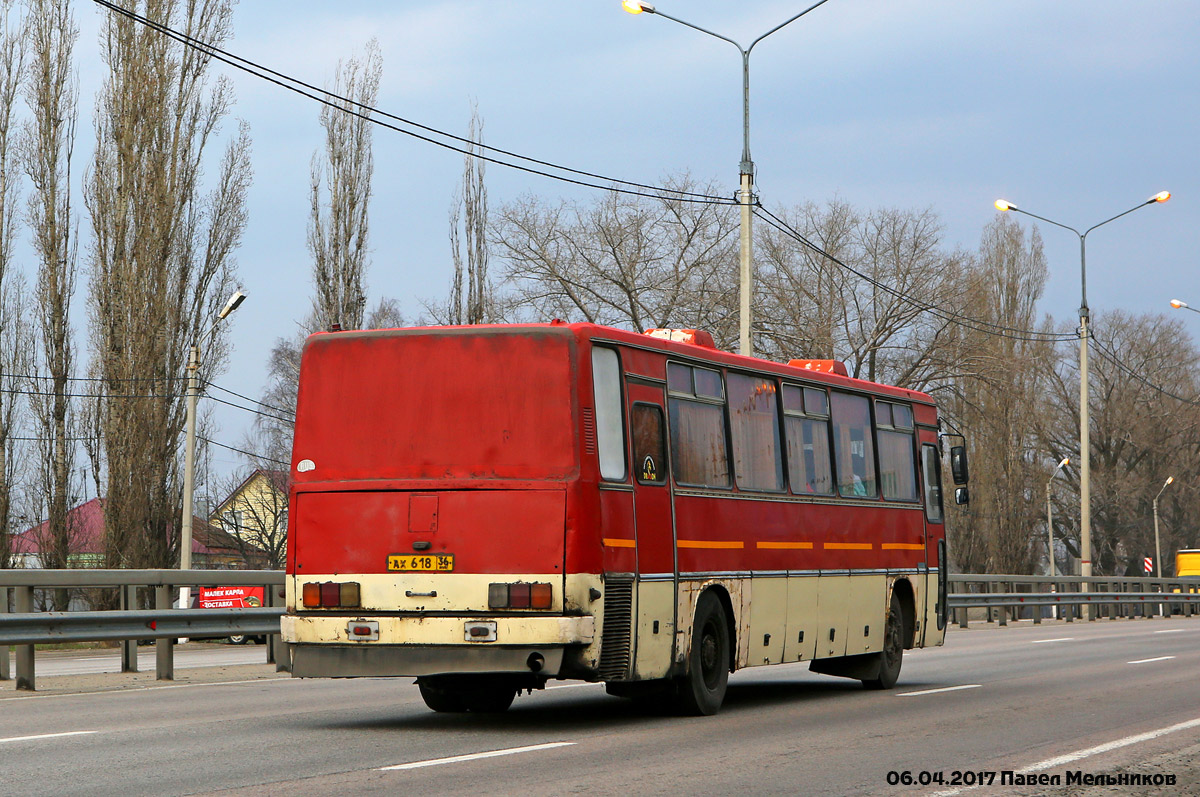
[527,652,545,672]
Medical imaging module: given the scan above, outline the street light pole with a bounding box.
[1153,476,1174,579]
[995,191,1169,581]
[1046,457,1070,577]
[623,0,832,357]
[181,290,246,585]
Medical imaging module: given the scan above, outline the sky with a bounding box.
[61,0,1199,485]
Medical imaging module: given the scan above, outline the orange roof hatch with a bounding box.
[788,359,849,377]
[644,329,716,349]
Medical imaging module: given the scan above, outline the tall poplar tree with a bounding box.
[85,0,250,569]
[24,0,77,577]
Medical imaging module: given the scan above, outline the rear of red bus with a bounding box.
[281,325,600,708]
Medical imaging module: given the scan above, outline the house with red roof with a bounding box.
[8,497,266,569]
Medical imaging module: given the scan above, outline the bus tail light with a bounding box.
[530,582,553,609]
[302,581,362,609]
[488,582,553,609]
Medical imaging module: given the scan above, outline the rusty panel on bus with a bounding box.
[293,489,566,578]
[291,327,578,483]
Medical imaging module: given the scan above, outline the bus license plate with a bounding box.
[387,554,455,572]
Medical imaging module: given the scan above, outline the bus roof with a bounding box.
[303,321,936,407]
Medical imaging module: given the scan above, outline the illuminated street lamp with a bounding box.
[181,290,247,586]
[1046,457,1070,577]
[1153,476,1174,579]
[995,191,1170,582]
[1170,298,1200,316]
[623,0,832,357]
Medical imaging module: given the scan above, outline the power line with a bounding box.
[2,371,176,384]
[0,386,181,399]
[206,394,295,425]
[197,435,289,467]
[753,206,1077,344]
[203,381,295,419]
[90,0,736,207]
[1089,336,1200,407]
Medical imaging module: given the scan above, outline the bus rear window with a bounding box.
[293,329,577,482]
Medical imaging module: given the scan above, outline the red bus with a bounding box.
[282,322,966,714]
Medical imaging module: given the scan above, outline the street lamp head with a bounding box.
[1171,299,1188,309]
[622,0,655,14]
[1058,457,1070,469]
[217,289,246,320]
[994,199,1013,212]
[1152,190,1171,203]
[1166,476,1175,486]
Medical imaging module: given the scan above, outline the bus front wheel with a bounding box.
[674,591,730,716]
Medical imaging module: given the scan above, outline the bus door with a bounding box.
[626,380,677,679]
[918,438,946,646]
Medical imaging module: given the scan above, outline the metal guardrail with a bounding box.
[0,607,285,646]
[946,574,1200,627]
[4,570,1199,692]
[1,569,287,691]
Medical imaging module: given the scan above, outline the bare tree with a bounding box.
[0,0,23,569]
[756,202,970,387]
[308,39,381,333]
[493,175,738,339]
[84,0,251,570]
[23,0,78,578]
[1044,310,1200,575]
[444,105,495,325]
[944,216,1054,573]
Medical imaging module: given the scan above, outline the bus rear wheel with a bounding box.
[674,591,730,716]
[417,676,517,713]
[418,679,468,713]
[863,593,903,690]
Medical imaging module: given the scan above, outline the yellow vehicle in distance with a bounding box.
[1178,550,1200,579]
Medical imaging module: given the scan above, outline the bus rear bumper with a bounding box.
[282,614,595,678]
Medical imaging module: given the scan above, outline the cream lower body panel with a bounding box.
[649,571,927,676]
[283,614,594,646]
[284,614,595,678]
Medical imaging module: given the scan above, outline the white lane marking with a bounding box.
[0,731,97,744]
[897,684,981,697]
[1030,637,1074,644]
[378,742,576,771]
[1154,629,1184,634]
[1128,656,1175,665]
[545,683,601,690]
[926,716,1200,797]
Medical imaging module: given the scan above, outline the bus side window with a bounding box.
[781,384,834,495]
[728,373,784,492]
[591,347,627,482]
[921,444,944,524]
[876,400,917,502]
[667,362,730,488]
[831,392,877,498]
[631,404,667,485]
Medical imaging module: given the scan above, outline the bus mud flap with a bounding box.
[810,652,881,681]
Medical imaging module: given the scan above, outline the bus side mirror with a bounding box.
[950,445,969,486]
[955,486,970,505]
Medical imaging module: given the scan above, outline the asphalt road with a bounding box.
[2,618,1198,796]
